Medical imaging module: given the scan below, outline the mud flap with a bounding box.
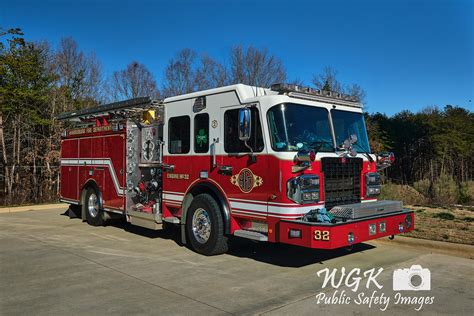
[180,223,187,245]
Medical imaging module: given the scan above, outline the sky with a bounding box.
[1,0,473,115]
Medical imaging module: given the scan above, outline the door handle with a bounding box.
[219,165,233,175]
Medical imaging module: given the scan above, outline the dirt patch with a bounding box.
[404,205,474,245]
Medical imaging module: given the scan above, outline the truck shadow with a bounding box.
[103,217,375,267]
[227,238,375,267]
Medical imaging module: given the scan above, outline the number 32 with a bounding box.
[314,230,330,240]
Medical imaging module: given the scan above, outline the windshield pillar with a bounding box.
[281,104,290,146]
[327,108,337,150]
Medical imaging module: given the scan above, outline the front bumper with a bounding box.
[278,210,414,249]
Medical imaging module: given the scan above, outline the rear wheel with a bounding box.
[84,188,105,226]
[186,194,228,256]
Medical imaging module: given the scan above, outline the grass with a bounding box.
[403,205,474,245]
[433,212,455,220]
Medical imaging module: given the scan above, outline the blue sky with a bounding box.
[2,0,472,115]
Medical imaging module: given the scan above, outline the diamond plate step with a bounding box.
[234,229,268,241]
[163,216,180,224]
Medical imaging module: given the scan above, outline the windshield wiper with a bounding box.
[307,140,335,153]
[352,143,374,162]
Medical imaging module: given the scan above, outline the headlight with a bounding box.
[367,186,381,195]
[366,172,381,197]
[287,175,320,204]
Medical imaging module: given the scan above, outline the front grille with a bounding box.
[321,157,362,209]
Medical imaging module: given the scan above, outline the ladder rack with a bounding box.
[56,97,163,123]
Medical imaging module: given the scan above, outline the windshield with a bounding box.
[331,109,370,153]
[267,103,334,152]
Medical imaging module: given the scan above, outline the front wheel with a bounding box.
[84,188,105,226]
[186,194,228,256]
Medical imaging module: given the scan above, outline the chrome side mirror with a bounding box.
[349,134,358,144]
[342,134,358,157]
[377,152,395,171]
[238,108,251,142]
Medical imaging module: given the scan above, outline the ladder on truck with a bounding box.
[56,97,163,123]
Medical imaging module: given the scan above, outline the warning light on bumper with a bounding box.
[369,223,377,235]
[289,229,302,239]
[348,232,355,244]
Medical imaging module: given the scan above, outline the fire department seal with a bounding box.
[230,168,263,193]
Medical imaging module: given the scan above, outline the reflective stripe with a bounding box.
[229,201,322,216]
[163,193,184,202]
[229,197,324,207]
[163,190,185,196]
[60,158,125,196]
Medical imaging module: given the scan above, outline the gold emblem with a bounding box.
[231,168,263,193]
[211,120,218,128]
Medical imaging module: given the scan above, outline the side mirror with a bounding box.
[238,108,252,142]
[377,152,395,171]
[349,134,358,144]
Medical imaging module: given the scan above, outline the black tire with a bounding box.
[186,194,228,256]
[84,187,105,226]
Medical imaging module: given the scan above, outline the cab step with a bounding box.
[163,216,180,224]
[234,230,268,241]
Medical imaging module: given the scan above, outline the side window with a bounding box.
[224,108,264,153]
[194,113,209,153]
[168,116,190,154]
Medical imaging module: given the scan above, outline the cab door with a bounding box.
[216,105,271,220]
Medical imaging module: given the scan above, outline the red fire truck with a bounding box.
[57,83,414,255]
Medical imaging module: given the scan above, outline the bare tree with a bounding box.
[345,83,366,104]
[312,66,343,93]
[108,61,159,101]
[229,45,286,87]
[162,49,200,97]
[54,37,103,109]
[162,46,286,97]
[197,54,229,90]
[312,66,366,103]
[162,49,229,97]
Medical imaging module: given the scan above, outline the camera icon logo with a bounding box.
[393,265,431,291]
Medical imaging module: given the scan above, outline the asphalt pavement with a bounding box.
[0,207,472,315]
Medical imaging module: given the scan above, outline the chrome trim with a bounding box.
[192,208,211,244]
[87,193,99,218]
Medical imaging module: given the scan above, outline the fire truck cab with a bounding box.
[58,83,414,255]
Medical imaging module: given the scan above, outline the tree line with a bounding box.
[0,27,472,206]
[367,106,473,205]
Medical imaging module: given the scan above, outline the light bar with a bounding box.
[270,83,361,107]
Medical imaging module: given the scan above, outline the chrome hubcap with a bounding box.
[88,193,99,218]
[192,208,211,244]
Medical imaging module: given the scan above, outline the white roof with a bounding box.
[163,84,276,104]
